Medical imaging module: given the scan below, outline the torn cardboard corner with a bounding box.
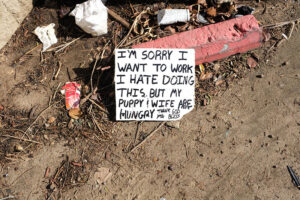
[33,23,58,51]
[70,0,108,36]
[133,15,263,65]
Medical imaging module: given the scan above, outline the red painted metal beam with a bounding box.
[132,15,262,64]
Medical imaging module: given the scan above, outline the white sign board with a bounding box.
[115,49,195,121]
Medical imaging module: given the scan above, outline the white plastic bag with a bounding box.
[33,23,58,51]
[157,9,190,25]
[70,0,108,36]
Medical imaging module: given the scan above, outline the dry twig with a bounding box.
[90,42,110,92]
[131,122,165,152]
[0,135,41,144]
[91,114,104,136]
[108,9,130,29]
[288,22,295,39]
[263,18,300,28]
[54,61,62,80]
[134,121,143,144]
[0,195,15,200]
[88,99,109,114]
[46,35,84,53]
[116,10,147,49]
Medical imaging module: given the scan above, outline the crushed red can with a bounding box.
[61,82,81,110]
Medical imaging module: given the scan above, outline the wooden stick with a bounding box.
[0,195,15,200]
[131,122,165,152]
[133,121,143,144]
[46,35,84,53]
[54,61,62,80]
[116,10,147,49]
[108,8,130,29]
[88,99,109,114]
[0,135,40,144]
[263,18,300,29]
[288,22,295,39]
[91,114,104,136]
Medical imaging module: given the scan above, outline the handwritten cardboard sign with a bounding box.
[115,49,195,121]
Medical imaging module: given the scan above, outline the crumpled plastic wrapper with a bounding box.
[61,82,81,110]
[70,0,108,36]
[157,9,190,25]
[33,23,58,51]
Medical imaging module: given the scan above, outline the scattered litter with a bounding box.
[237,6,255,16]
[61,82,81,110]
[247,57,258,68]
[199,64,205,73]
[166,121,180,129]
[0,105,4,111]
[70,0,108,36]
[196,14,209,24]
[157,9,190,25]
[94,167,112,185]
[287,165,300,189]
[33,23,58,52]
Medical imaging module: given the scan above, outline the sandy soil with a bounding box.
[0,0,300,200]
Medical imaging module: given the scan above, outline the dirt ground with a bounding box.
[0,0,300,200]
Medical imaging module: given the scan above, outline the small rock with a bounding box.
[200,72,213,80]
[247,57,258,68]
[47,117,56,124]
[206,7,217,17]
[256,74,264,78]
[294,98,300,106]
[14,144,24,152]
[166,121,180,129]
[213,63,221,72]
[281,61,289,67]
[43,134,49,140]
[69,108,83,120]
[215,79,224,86]
[164,26,176,34]
[262,31,271,42]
